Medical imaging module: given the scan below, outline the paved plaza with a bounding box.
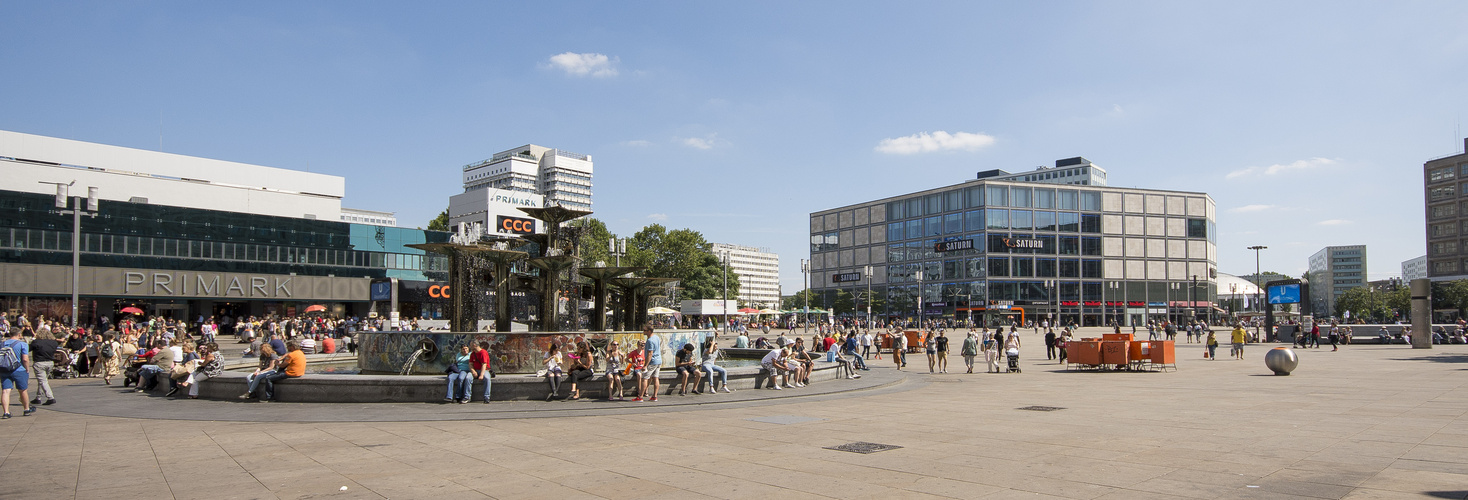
[1,334,1466,499]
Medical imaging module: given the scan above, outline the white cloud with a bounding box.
[875,131,995,154]
[679,134,723,150]
[1228,204,1276,213]
[647,213,668,221]
[1225,157,1338,180]
[546,52,618,78]
[1317,219,1352,226]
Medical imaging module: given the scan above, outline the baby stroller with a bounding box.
[51,350,81,379]
[1006,348,1021,373]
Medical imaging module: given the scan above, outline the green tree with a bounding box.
[831,290,856,316]
[575,218,616,266]
[426,209,450,232]
[782,289,819,310]
[625,224,740,301]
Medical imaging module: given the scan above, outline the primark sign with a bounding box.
[0,263,368,301]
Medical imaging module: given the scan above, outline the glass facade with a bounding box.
[816,182,1218,327]
[0,190,449,282]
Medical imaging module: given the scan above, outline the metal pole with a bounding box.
[71,197,81,329]
[801,259,809,333]
[864,265,872,331]
[1249,245,1266,338]
[722,251,728,336]
[916,270,924,329]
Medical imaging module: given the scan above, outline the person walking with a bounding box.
[1044,329,1058,360]
[960,331,979,374]
[0,329,35,418]
[924,333,937,373]
[27,329,58,406]
[861,330,874,359]
[892,331,906,370]
[1230,323,1248,360]
[1205,330,1219,360]
[97,333,122,386]
[935,330,949,373]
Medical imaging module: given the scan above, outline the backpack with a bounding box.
[0,341,20,371]
[100,342,115,358]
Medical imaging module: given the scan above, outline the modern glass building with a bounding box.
[809,158,1219,327]
[0,130,450,325]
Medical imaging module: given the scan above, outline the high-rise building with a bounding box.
[810,157,1217,327]
[1424,138,1468,280]
[1307,245,1367,317]
[710,243,781,308]
[1402,255,1427,282]
[461,145,593,212]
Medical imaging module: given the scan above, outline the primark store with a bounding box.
[0,130,451,326]
[809,158,1219,327]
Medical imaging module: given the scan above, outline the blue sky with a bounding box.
[3,1,1466,292]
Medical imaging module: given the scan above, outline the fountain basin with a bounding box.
[355,330,719,375]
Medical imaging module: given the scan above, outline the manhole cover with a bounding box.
[747,415,824,425]
[1017,406,1065,412]
[825,442,903,454]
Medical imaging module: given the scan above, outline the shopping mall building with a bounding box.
[0,130,452,326]
[809,157,1220,327]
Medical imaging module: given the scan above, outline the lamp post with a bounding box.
[915,269,925,329]
[1229,283,1237,320]
[720,250,730,336]
[40,181,98,329]
[1106,281,1121,327]
[1248,245,1267,335]
[863,265,873,330]
[801,259,810,333]
[1168,282,1181,324]
[1043,279,1055,329]
[1190,274,1199,325]
[609,237,626,266]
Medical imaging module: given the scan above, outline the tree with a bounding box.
[625,224,740,301]
[831,290,856,316]
[426,209,450,232]
[782,289,819,310]
[575,218,615,266]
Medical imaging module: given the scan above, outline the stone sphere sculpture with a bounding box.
[1264,347,1298,375]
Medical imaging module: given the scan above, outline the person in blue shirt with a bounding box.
[445,345,473,404]
[637,327,662,402]
[268,333,287,360]
[1,329,35,418]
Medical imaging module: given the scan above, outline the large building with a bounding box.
[1307,245,1367,317]
[1425,138,1468,280]
[810,157,1218,327]
[710,243,781,308]
[461,144,593,212]
[1402,255,1427,282]
[0,130,451,325]
[976,156,1109,186]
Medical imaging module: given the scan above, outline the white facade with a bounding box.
[461,145,593,212]
[978,157,1108,186]
[341,207,397,227]
[447,187,545,235]
[0,130,344,221]
[711,242,782,308]
[1402,255,1428,282]
[1307,245,1368,317]
[680,299,737,316]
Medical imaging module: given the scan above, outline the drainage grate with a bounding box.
[1017,406,1066,412]
[825,442,903,454]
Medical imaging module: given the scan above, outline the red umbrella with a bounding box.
[305,305,327,313]
[119,306,145,315]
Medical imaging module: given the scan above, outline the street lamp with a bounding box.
[40,181,98,329]
[915,269,925,329]
[609,237,626,266]
[1229,283,1237,319]
[1106,281,1122,327]
[863,264,873,330]
[1248,245,1267,335]
[719,250,730,336]
[800,259,810,333]
[1168,282,1181,324]
[1043,279,1056,328]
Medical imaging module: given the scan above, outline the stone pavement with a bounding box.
[0,340,1465,499]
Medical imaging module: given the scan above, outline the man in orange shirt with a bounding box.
[253,341,305,402]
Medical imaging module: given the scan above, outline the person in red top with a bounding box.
[821,334,836,352]
[469,341,494,403]
[320,336,336,354]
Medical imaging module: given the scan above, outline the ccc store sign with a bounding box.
[497,215,536,235]
[428,285,451,298]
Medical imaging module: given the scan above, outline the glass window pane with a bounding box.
[1034,211,1056,231]
[986,186,1008,207]
[1010,210,1032,230]
[1057,190,1078,210]
[1080,191,1101,211]
[986,209,1009,230]
[1011,187,1031,208]
[1013,258,1033,277]
[1057,212,1080,232]
[925,194,942,215]
[1036,258,1057,277]
[925,216,942,236]
[907,198,923,218]
[967,187,984,208]
[965,210,984,232]
[946,191,962,212]
[1059,259,1080,278]
[1082,260,1102,278]
[1081,214,1101,233]
[1082,237,1102,256]
[988,258,1009,277]
[1059,236,1079,255]
[1035,189,1054,209]
[944,213,962,234]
